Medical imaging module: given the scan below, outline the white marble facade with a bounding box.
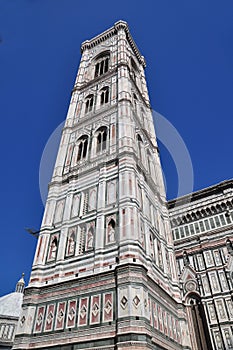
[13,21,191,350]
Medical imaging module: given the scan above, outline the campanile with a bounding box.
[14,21,191,350]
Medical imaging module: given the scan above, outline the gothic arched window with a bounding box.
[77,135,88,162]
[94,54,109,78]
[96,126,108,153]
[133,93,138,109]
[137,134,143,160]
[85,94,94,113]
[131,58,138,82]
[100,86,109,105]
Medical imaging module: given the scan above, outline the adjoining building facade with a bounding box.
[7,21,232,350]
[169,179,233,350]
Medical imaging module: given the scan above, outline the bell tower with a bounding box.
[14,21,191,350]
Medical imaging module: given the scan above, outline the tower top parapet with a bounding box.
[15,273,25,293]
[81,20,146,67]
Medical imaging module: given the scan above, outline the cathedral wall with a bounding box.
[169,180,233,350]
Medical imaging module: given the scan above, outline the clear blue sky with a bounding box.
[0,0,232,296]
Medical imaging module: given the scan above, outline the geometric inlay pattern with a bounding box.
[92,303,100,317]
[120,296,128,309]
[46,311,54,324]
[104,300,112,315]
[57,309,64,323]
[37,313,43,326]
[133,295,140,308]
[68,307,76,321]
[20,315,26,327]
[80,304,87,319]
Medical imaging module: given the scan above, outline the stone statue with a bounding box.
[87,228,94,249]
[107,220,115,243]
[67,233,75,255]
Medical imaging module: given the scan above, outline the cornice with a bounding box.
[168,178,233,209]
[73,67,117,93]
[81,20,146,68]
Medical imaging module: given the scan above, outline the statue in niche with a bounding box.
[49,237,58,260]
[87,226,94,249]
[107,218,115,243]
[67,231,75,256]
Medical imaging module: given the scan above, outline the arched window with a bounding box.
[77,135,88,162]
[94,55,109,78]
[96,127,108,153]
[131,58,138,82]
[137,134,143,160]
[85,94,94,113]
[100,87,109,105]
[133,93,138,109]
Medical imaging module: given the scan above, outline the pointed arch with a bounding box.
[95,126,108,153]
[185,294,213,350]
[77,135,88,162]
[85,94,94,113]
[94,52,110,78]
[137,134,143,160]
[100,86,109,105]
